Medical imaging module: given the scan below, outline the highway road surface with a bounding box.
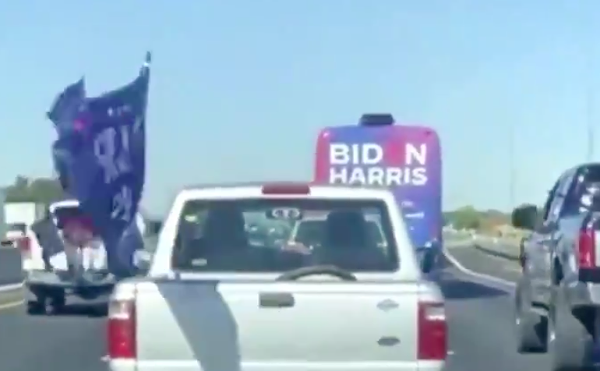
[0,244,548,371]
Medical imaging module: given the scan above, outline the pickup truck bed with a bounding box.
[111,277,444,371]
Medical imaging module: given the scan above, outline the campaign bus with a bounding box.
[314,114,442,272]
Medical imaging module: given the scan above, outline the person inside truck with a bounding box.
[176,206,258,270]
[174,203,394,272]
[312,210,388,269]
[202,207,248,251]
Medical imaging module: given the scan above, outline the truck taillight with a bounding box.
[108,299,136,359]
[17,236,30,253]
[261,183,311,195]
[579,224,597,268]
[418,301,447,360]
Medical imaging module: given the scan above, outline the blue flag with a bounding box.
[48,53,151,277]
[47,78,86,134]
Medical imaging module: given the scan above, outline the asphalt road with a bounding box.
[0,244,548,371]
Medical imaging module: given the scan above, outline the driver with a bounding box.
[324,210,369,251]
[315,210,386,269]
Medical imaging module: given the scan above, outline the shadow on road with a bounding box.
[439,277,509,300]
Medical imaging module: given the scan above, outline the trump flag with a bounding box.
[48,53,151,277]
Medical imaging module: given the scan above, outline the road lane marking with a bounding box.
[0,282,24,292]
[0,299,23,310]
[480,254,523,273]
[442,247,516,289]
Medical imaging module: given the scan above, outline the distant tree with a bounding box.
[4,176,66,204]
[445,206,481,229]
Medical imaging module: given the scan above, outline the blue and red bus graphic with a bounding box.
[314,114,442,251]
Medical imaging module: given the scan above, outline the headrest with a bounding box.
[202,207,247,245]
[325,210,368,248]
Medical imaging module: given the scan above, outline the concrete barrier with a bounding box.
[0,247,24,287]
[472,236,520,261]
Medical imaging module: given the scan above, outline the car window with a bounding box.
[293,219,385,247]
[366,221,385,244]
[547,170,575,220]
[7,223,26,233]
[293,220,324,247]
[172,198,399,272]
[541,181,560,222]
[563,165,600,215]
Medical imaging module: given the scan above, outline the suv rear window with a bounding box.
[172,199,399,272]
[563,165,600,215]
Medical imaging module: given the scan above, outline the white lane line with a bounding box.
[479,253,523,273]
[0,282,24,292]
[442,247,516,290]
[0,300,23,311]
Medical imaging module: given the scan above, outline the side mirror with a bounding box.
[512,205,539,231]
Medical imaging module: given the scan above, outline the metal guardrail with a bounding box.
[472,236,520,261]
[0,247,24,288]
[443,231,521,260]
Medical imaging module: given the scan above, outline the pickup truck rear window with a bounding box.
[563,165,600,215]
[293,220,385,247]
[172,199,399,272]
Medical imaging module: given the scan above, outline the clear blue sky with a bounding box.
[1,0,599,214]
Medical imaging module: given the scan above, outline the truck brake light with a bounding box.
[262,183,310,195]
[418,300,447,360]
[579,224,597,268]
[108,299,136,359]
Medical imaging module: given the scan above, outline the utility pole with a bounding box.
[584,8,595,162]
[509,122,516,209]
[586,50,595,162]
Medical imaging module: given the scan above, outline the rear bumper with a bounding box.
[109,360,445,371]
[564,282,600,308]
[25,270,114,300]
[562,268,600,307]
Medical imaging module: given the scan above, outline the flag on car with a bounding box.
[47,53,151,277]
[47,78,86,135]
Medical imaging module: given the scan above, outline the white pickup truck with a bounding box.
[24,199,148,314]
[108,183,447,371]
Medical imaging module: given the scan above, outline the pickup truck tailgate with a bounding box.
[134,280,423,371]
